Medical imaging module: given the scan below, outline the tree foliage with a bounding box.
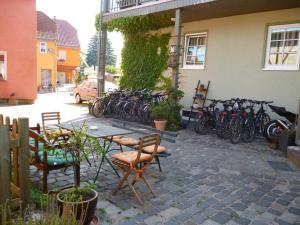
[86,34,116,68]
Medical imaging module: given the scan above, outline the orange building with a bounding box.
[36,12,80,90]
[0,0,37,102]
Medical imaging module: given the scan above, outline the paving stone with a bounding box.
[181,220,198,225]
[211,212,231,224]
[144,215,163,225]
[202,219,222,225]
[231,203,248,211]
[159,207,181,220]
[191,213,208,224]
[233,217,251,225]
[288,207,300,216]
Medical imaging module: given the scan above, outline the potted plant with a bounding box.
[53,123,105,225]
[151,102,170,131]
[278,129,296,154]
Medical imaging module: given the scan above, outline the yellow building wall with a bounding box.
[36,40,57,87]
[57,47,80,67]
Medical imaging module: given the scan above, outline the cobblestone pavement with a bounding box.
[30,122,300,225]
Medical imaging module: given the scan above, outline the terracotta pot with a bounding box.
[57,188,98,225]
[154,120,167,131]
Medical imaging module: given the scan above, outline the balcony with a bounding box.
[108,0,160,13]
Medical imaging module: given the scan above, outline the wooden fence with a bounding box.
[0,114,29,208]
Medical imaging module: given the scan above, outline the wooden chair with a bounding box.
[111,134,160,205]
[41,112,70,141]
[29,124,80,193]
[110,135,168,172]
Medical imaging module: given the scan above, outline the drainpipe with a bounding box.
[171,8,182,89]
[97,0,109,96]
[296,100,300,146]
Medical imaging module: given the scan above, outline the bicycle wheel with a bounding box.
[258,113,270,135]
[194,114,209,135]
[229,117,242,144]
[92,99,105,118]
[242,118,255,142]
[221,118,231,139]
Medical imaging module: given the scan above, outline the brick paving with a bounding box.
[10,93,298,225]
[30,123,300,225]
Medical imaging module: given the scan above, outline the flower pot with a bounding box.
[278,133,296,155]
[154,120,167,131]
[57,188,98,225]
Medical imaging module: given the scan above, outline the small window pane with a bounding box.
[269,53,283,65]
[271,31,284,41]
[197,47,206,56]
[197,36,206,45]
[284,40,298,53]
[282,53,297,65]
[188,37,198,46]
[270,41,284,53]
[286,30,299,40]
[187,47,196,56]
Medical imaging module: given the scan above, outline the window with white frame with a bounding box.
[58,50,67,61]
[40,42,48,53]
[184,33,207,69]
[0,51,7,80]
[265,23,300,70]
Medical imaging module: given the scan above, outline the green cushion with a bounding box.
[38,149,75,166]
[29,139,75,166]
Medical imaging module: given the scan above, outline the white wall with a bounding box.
[162,8,300,113]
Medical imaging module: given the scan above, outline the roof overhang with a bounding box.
[103,0,300,23]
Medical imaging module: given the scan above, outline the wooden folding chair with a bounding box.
[111,134,160,205]
[29,125,80,192]
[41,112,70,141]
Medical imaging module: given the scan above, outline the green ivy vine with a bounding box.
[98,14,173,89]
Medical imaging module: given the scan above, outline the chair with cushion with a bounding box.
[29,125,79,193]
[110,135,140,152]
[111,134,160,205]
[141,144,169,172]
[41,112,70,141]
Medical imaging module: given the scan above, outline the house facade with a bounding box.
[0,0,37,103]
[102,0,300,113]
[37,11,80,90]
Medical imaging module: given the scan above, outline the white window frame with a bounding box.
[58,50,67,61]
[264,23,300,71]
[183,32,208,70]
[0,51,7,80]
[40,42,48,54]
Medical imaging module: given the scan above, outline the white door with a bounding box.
[41,69,52,87]
[57,72,66,85]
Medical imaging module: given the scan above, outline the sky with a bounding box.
[36,0,123,66]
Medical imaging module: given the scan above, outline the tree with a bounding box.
[86,34,117,69]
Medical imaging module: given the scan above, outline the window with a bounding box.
[265,23,300,70]
[58,50,66,61]
[183,33,207,69]
[40,42,48,53]
[0,51,7,80]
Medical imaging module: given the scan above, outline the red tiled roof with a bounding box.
[37,11,57,40]
[55,19,80,49]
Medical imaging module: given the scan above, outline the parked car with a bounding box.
[74,80,97,103]
[74,80,117,103]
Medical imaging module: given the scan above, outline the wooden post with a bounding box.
[0,125,11,205]
[12,119,19,185]
[296,100,300,146]
[0,114,3,125]
[18,118,30,208]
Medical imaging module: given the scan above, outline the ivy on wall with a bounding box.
[99,14,173,89]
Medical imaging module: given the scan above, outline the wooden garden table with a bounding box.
[57,120,134,182]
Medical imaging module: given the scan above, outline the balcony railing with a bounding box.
[107,0,160,13]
